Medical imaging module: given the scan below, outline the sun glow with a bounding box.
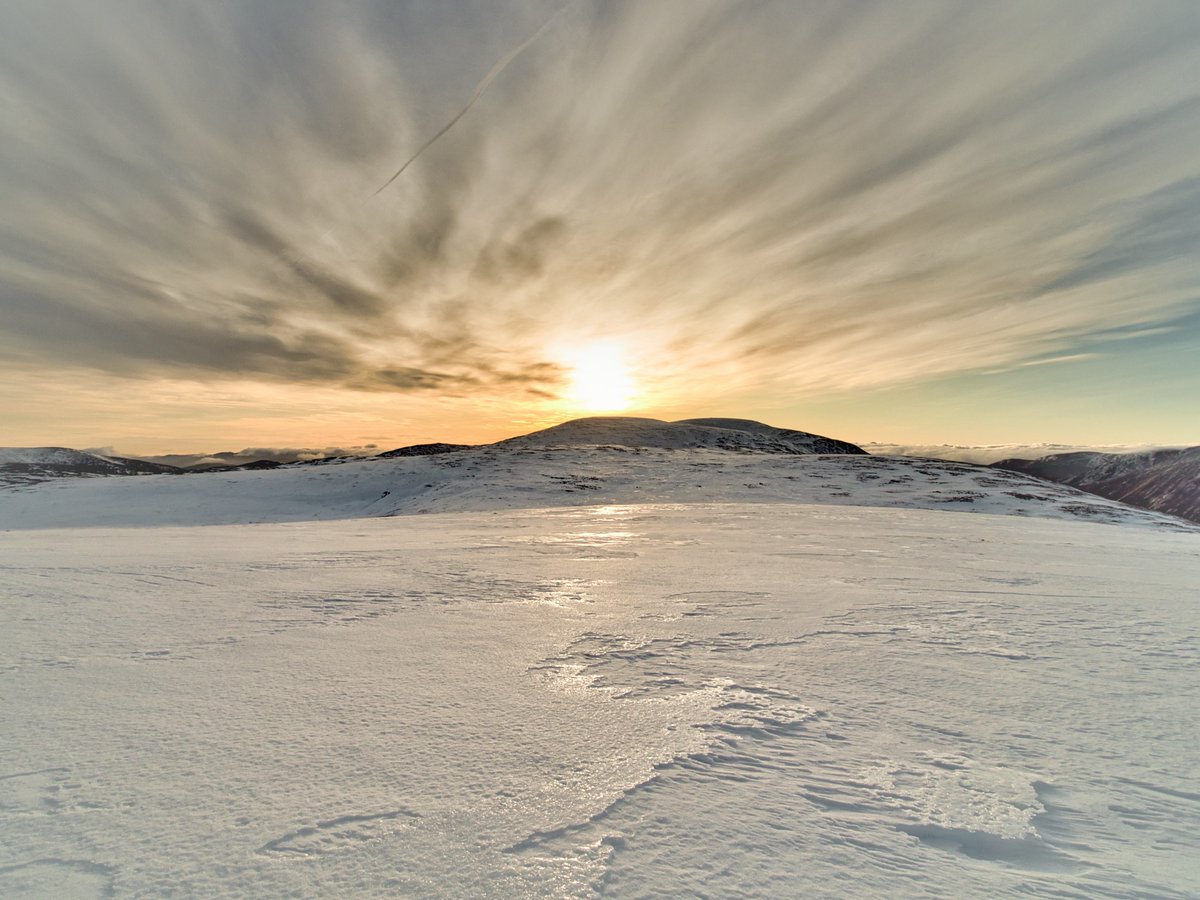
[564,342,636,412]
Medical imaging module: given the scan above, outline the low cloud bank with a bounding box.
[863,443,1181,465]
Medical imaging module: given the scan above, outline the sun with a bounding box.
[564,342,636,412]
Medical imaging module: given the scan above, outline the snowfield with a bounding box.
[2,423,1198,897]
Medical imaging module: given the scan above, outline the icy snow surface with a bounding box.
[2,496,1199,897]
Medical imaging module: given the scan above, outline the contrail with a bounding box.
[373,5,567,196]
[260,6,567,288]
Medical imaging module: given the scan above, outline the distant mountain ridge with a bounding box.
[4,419,1192,532]
[862,442,1174,465]
[992,447,1200,523]
[0,447,179,487]
[2,418,864,490]
[9,422,1194,527]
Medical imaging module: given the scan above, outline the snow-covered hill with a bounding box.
[993,447,1200,523]
[1,439,1189,531]
[0,446,179,487]
[1,418,857,484]
[376,442,473,458]
[500,416,866,454]
[0,418,858,494]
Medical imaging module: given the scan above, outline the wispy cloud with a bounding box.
[2,0,1198,407]
[131,446,387,468]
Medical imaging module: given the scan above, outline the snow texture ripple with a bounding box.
[2,503,1198,897]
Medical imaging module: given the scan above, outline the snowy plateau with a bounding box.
[1,418,1198,898]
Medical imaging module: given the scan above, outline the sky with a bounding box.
[1,0,1198,454]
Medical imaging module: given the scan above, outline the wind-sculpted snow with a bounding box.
[1,443,1192,531]
[1,505,1197,897]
